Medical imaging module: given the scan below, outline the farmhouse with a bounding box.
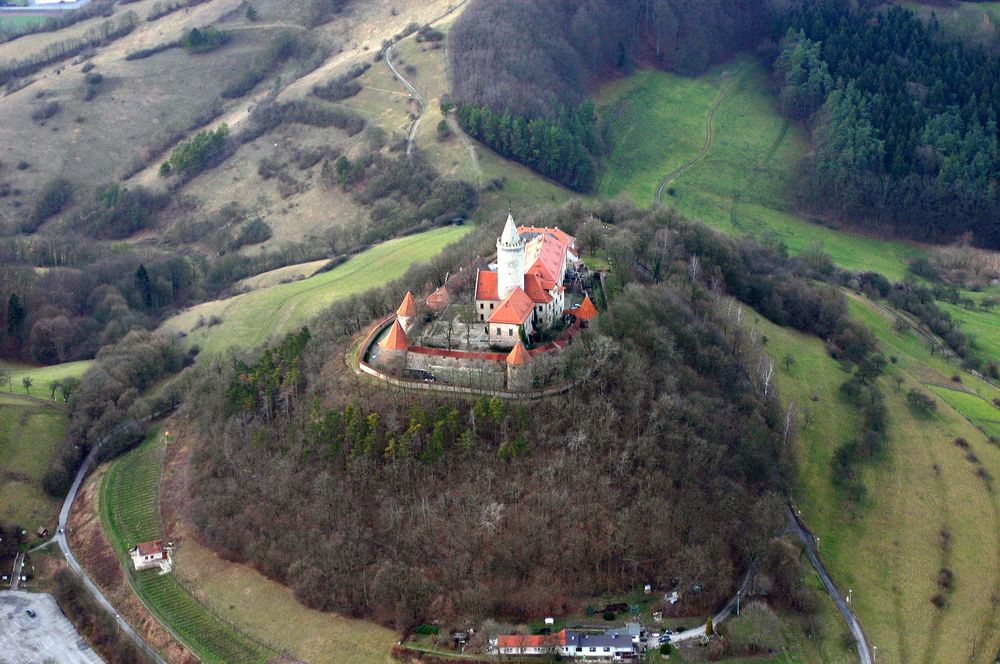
[492,628,636,660]
[474,213,576,348]
[128,539,172,573]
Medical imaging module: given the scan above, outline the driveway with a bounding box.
[0,591,103,664]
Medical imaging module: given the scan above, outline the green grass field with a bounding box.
[937,300,1000,364]
[0,393,66,531]
[748,293,1000,664]
[100,433,275,664]
[927,384,1000,440]
[0,360,92,401]
[595,59,926,281]
[0,14,46,34]
[161,225,472,355]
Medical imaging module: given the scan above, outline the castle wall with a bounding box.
[406,352,506,390]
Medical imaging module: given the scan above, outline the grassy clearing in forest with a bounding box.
[161,225,472,354]
[0,393,65,531]
[100,432,275,664]
[749,293,1000,664]
[0,360,91,401]
[595,59,925,281]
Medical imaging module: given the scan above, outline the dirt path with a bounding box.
[654,63,748,205]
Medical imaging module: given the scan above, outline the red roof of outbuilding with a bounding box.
[488,287,534,325]
[381,320,409,351]
[506,340,531,365]
[135,540,164,557]
[396,291,416,317]
[475,270,498,301]
[576,294,598,320]
[522,273,553,304]
[497,630,567,648]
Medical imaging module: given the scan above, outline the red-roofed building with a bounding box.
[576,294,598,321]
[128,539,172,573]
[486,287,535,347]
[494,630,568,656]
[381,320,409,351]
[396,291,416,331]
[474,214,577,337]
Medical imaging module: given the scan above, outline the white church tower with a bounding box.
[496,211,525,299]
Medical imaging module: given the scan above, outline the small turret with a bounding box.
[396,291,416,332]
[506,340,533,391]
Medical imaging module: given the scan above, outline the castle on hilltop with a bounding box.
[361,212,597,394]
[474,213,576,348]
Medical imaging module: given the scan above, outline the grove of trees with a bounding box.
[775,3,1000,247]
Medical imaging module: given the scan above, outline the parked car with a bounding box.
[25,610,36,618]
[658,635,671,644]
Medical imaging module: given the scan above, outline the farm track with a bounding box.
[653,63,749,205]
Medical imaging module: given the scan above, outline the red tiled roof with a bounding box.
[488,287,534,325]
[396,291,416,317]
[517,226,575,248]
[381,320,409,351]
[576,294,598,320]
[524,232,570,288]
[522,273,553,304]
[136,540,164,557]
[475,270,498,301]
[497,630,567,649]
[507,340,531,365]
[425,285,449,312]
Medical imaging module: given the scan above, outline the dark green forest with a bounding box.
[776,3,1000,247]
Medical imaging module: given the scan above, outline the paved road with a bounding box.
[786,506,872,664]
[669,563,755,644]
[55,439,169,664]
[9,554,24,591]
[654,64,748,205]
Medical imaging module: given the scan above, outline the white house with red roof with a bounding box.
[475,213,575,348]
[128,539,173,573]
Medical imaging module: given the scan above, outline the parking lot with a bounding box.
[0,591,103,664]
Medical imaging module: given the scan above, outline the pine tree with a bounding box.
[135,264,153,308]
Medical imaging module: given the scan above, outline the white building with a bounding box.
[128,539,172,573]
[474,213,576,348]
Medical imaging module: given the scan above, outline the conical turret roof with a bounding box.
[381,320,409,351]
[498,211,523,249]
[506,340,531,365]
[396,291,416,317]
[576,294,598,320]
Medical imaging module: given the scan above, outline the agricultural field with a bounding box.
[0,14,46,34]
[0,359,91,401]
[937,300,1000,364]
[161,224,472,354]
[750,292,1000,664]
[595,59,926,281]
[100,432,275,664]
[0,393,66,531]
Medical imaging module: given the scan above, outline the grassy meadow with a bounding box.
[0,393,66,532]
[0,360,91,401]
[161,225,472,354]
[747,291,1000,664]
[100,432,276,664]
[595,59,926,281]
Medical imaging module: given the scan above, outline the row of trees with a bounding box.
[774,4,1000,247]
[447,0,772,190]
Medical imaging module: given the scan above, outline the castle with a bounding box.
[474,213,577,348]
[363,213,595,394]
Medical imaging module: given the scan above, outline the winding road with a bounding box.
[653,64,748,205]
[785,506,873,664]
[52,425,169,664]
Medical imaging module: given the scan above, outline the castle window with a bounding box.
[479,303,483,309]
[479,314,484,321]
[490,303,494,309]
[495,327,501,335]
[508,329,513,336]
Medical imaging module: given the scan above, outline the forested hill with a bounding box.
[447,0,771,191]
[775,4,1000,248]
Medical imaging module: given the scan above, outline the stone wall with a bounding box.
[406,351,506,390]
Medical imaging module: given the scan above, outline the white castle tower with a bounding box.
[496,211,525,299]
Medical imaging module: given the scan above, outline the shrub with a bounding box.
[906,389,937,417]
[33,178,72,224]
[181,26,228,53]
[602,611,616,621]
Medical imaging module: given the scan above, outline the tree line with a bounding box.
[774,3,1000,247]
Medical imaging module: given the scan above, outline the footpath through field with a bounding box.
[654,63,749,204]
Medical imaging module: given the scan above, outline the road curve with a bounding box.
[786,506,872,664]
[383,42,423,158]
[654,65,747,205]
[55,430,170,664]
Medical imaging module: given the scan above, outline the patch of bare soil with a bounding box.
[67,464,198,664]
